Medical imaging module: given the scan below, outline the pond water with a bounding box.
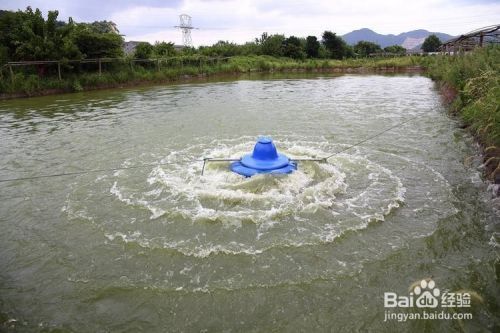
[0,74,499,332]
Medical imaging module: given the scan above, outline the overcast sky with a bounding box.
[2,0,499,46]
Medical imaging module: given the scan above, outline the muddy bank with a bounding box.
[438,81,500,192]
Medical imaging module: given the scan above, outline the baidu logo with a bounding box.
[384,278,470,309]
[383,278,473,322]
[384,278,440,308]
[414,279,440,308]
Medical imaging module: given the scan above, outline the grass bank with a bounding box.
[0,55,422,98]
[424,46,500,183]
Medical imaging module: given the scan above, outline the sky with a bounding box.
[1,0,499,46]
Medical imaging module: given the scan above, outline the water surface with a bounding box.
[0,74,499,332]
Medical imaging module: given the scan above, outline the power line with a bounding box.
[0,160,203,183]
[0,114,420,183]
[321,114,420,161]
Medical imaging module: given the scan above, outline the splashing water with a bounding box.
[66,136,406,258]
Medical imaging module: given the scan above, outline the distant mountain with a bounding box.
[342,28,454,49]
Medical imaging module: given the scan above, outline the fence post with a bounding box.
[98,58,102,76]
[9,65,13,83]
[57,61,62,80]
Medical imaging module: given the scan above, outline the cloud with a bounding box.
[1,0,182,21]
[114,0,500,45]
[2,0,499,45]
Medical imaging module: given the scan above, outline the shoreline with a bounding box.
[437,81,500,192]
[0,65,424,100]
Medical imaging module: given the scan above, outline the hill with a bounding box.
[342,28,454,49]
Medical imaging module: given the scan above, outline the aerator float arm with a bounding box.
[201,157,326,176]
[201,158,240,176]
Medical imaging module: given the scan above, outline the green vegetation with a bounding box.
[0,6,423,97]
[384,45,407,55]
[0,55,422,96]
[321,31,353,59]
[134,42,154,59]
[422,34,442,52]
[305,36,320,58]
[425,46,499,147]
[425,46,500,180]
[0,7,123,63]
[354,41,382,57]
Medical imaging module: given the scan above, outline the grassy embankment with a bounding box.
[424,46,500,182]
[0,55,421,97]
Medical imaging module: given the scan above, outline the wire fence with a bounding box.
[0,56,232,82]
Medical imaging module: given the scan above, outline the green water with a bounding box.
[0,74,499,332]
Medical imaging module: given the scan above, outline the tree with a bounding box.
[305,36,320,58]
[134,42,153,59]
[422,34,441,52]
[87,21,120,34]
[0,8,125,63]
[199,40,241,57]
[1,7,81,62]
[353,40,382,57]
[282,36,305,59]
[259,33,285,57]
[321,31,349,59]
[154,41,176,57]
[240,42,261,56]
[73,26,124,58]
[384,45,406,54]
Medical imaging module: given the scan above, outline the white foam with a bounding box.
[71,136,409,257]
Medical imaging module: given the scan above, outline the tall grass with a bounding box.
[0,62,211,95]
[0,55,423,97]
[425,46,500,147]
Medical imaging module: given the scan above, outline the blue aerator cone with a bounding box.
[230,137,297,177]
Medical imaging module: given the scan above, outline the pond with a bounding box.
[0,74,498,332]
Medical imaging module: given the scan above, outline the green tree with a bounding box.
[321,31,350,59]
[0,8,125,62]
[154,41,176,57]
[240,42,261,56]
[134,42,153,59]
[1,7,81,61]
[87,21,119,34]
[282,36,305,59]
[259,33,285,57]
[200,40,242,57]
[422,34,441,52]
[10,8,53,60]
[384,45,406,54]
[0,9,24,63]
[180,46,197,55]
[353,40,382,57]
[305,36,320,58]
[73,26,123,58]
